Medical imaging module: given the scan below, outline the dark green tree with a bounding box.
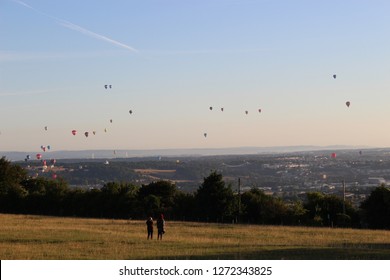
[241,188,289,224]
[360,185,390,229]
[172,192,196,221]
[0,157,28,213]
[143,194,161,218]
[304,192,358,227]
[100,182,140,218]
[195,171,235,222]
[21,177,69,216]
[138,181,177,217]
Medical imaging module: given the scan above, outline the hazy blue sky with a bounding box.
[1,0,390,153]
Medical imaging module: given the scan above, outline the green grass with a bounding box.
[0,214,389,259]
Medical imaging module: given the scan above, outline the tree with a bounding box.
[138,181,177,217]
[195,171,235,222]
[0,156,28,195]
[172,192,196,221]
[304,192,358,227]
[0,157,28,213]
[100,182,140,218]
[360,185,390,229]
[241,188,289,225]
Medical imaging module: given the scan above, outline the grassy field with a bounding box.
[0,214,389,260]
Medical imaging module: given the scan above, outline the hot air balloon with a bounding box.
[84,132,89,137]
[331,153,337,158]
[209,106,213,111]
[104,128,107,133]
[346,101,351,107]
[50,159,56,165]
[333,74,336,79]
[47,145,51,150]
[204,133,207,138]
[245,110,248,115]
[221,107,224,112]
[41,146,46,152]
[129,110,133,114]
[72,130,77,136]
[110,119,113,123]
[36,153,42,160]
[26,155,31,160]
[44,126,48,131]
[52,174,57,179]
[258,109,262,113]
[93,131,96,135]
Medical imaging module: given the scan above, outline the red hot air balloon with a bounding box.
[331,153,337,158]
[36,153,42,160]
[72,130,77,136]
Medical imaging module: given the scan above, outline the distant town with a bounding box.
[7,147,390,208]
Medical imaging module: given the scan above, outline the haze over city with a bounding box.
[2,0,390,153]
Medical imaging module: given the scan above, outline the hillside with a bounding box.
[1,214,389,260]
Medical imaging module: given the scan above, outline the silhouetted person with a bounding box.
[157,214,165,240]
[146,217,153,240]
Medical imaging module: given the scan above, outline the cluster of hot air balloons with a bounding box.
[40,145,51,152]
[9,72,353,171]
[209,106,262,115]
[204,105,263,138]
[28,153,56,164]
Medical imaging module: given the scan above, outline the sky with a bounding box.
[1,0,390,153]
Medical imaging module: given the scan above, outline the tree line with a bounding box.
[0,157,389,229]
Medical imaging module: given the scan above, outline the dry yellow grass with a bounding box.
[0,214,389,260]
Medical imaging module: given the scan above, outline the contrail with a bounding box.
[59,20,137,52]
[11,0,138,52]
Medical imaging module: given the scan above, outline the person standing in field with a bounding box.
[146,216,153,240]
[157,214,165,240]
